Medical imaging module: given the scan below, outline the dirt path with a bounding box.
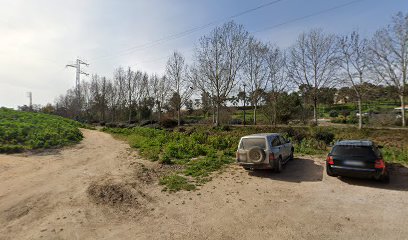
[1,129,408,240]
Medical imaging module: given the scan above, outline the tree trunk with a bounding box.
[253,104,257,125]
[215,103,220,126]
[400,94,406,127]
[177,106,181,126]
[128,106,132,124]
[212,104,216,125]
[273,95,278,127]
[313,97,318,125]
[357,97,362,129]
[273,102,277,127]
[101,106,105,122]
[112,108,116,122]
[157,102,161,122]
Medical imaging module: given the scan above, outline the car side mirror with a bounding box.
[378,145,383,149]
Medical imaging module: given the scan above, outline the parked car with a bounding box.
[236,133,294,172]
[326,140,389,182]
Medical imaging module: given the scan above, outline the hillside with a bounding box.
[0,108,83,153]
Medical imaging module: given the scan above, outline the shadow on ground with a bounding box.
[339,163,408,191]
[248,158,323,183]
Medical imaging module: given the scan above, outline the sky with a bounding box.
[0,0,407,108]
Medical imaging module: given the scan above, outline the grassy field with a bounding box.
[104,125,408,191]
[0,108,84,153]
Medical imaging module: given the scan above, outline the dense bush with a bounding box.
[297,138,327,155]
[329,110,338,118]
[159,118,178,128]
[0,108,83,153]
[369,114,401,126]
[140,120,157,126]
[284,127,307,142]
[230,119,242,125]
[331,115,359,124]
[313,129,335,144]
[340,109,351,117]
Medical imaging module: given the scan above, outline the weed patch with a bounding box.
[159,174,196,192]
[0,108,83,153]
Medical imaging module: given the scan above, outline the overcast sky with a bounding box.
[0,0,406,108]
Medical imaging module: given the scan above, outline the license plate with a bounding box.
[343,160,364,167]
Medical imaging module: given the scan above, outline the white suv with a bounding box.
[236,133,294,172]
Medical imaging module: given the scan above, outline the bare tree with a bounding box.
[263,45,290,126]
[113,67,127,120]
[166,51,192,125]
[370,12,408,127]
[99,77,107,122]
[243,37,268,125]
[338,31,369,129]
[89,74,107,122]
[196,21,249,126]
[149,74,170,121]
[105,80,117,122]
[125,68,134,123]
[288,28,339,125]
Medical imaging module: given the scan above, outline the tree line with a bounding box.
[47,12,407,128]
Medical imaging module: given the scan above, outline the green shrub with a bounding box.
[0,108,83,153]
[160,118,178,128]
[313,129,335,144]
[296,138,327,155]
[382,147,408,164]
[159,154,172,164]
[184,154,233,178]
[329,110,339,118]
[159,174,196,191]
[284,127,307,143]
[346,114,358,124]
[331,116,347,124]
[104,126,237,191]
[340,109,351,117]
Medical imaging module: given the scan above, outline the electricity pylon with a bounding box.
[66,58,89,116]
[66,58,89,99]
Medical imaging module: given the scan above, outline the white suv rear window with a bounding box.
[240,138,266,150]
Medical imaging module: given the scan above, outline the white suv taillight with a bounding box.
[269,153,275,161]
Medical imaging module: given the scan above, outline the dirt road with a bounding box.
[1,129,408,240]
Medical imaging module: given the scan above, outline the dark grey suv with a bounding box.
[326,140,389,182]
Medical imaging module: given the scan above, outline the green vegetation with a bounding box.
[103,127,236,190]
[104,125,408,191]
[159,174,196,192]
[0,108,83,153]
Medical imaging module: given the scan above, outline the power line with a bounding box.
[117,0,364,68]
[252,0,365,34]
[89,0,286,63]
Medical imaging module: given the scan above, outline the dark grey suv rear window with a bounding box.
[331,145,378,158]
[240,138,266,150]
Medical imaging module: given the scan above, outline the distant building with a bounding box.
[333,92,349,104]
[394,107,408,111]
